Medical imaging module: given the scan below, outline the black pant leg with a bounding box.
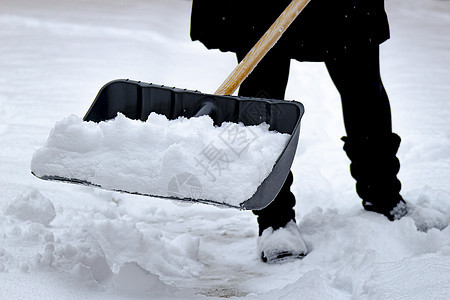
[236,48,291,100]
[324,46,393,138]
[235,48,296,234]
[325,46,404,218]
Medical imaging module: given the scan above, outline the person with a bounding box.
[190,0,408,263]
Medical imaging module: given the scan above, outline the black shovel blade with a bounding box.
[40,79,304,210]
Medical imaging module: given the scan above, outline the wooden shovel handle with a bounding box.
[214,0,311,96]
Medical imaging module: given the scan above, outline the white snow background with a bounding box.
[1,0,449,299]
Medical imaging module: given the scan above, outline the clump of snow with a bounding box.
[407,190,450,232]
[69,244,113,284]
[169,234,200,261]
[0,193,200,298]
[31,113,290,206]
[390,200,408,220]
[252,270,350,299]
[112,262,188,297]
[5,187,56,226]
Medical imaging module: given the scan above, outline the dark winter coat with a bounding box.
[190,0,390,61]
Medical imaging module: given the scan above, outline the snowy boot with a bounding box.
[342,133,408,220]
[258,220,308,263]
[253,173,307,263]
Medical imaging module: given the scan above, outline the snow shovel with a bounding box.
[32,0,311,210]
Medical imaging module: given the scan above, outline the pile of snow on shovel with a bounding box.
[31,113,290,206]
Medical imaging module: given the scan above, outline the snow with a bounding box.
[1,0,450,299]
[30,113,290,207]
[5,187,56,226]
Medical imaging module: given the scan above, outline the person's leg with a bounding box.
[235,48,296,234]
[236,48,290,100]
[325,46,407,220]
[236,48,307,262]
[324,47,391,138]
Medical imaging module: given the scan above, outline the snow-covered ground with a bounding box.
[1,0,449,298]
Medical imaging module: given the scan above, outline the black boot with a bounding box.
[342,133,407,220]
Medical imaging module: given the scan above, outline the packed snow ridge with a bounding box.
[31,113,290,206]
